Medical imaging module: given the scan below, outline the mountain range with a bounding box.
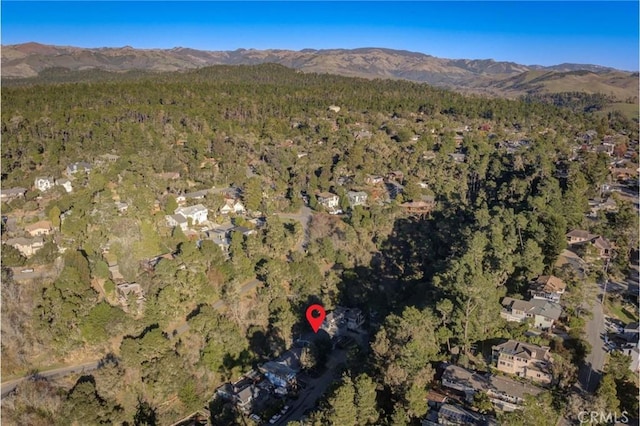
[2,42,638,100]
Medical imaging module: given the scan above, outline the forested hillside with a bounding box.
[1,64,638,425]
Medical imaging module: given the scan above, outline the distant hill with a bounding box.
[2,42,638,101]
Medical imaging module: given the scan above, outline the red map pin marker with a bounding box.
[306,304,326,333]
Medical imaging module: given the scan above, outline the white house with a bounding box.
[175,204,208,225]
[66,161,93,175]
[219,199,246,215]
[56,178,73,193]
[317,192,340,212]
[5,237,45,257]
[166,214,188,231]
[35,177,55,192]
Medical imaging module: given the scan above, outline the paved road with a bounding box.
[1,360,100,397]
[276,206,313,253]
[9,267,58,282]
[276,348,347,425]
[577,282,607,393]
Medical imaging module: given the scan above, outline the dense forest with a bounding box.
[1,64,638,425]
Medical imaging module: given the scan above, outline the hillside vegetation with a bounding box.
[1,64,638,425]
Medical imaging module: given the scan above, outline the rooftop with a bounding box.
[492,340,550,361]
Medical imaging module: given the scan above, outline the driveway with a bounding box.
[276,348,347,425]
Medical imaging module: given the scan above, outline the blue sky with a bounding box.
[2,1,638,70]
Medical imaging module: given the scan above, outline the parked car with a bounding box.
[269,414,281,424]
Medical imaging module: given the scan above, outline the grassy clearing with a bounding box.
[605,296,639,324]
[598,103,639,120]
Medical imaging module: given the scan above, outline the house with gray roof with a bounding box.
[0,187,27,201]
[347,190,368,207]
[175,204,208,225]
[66,161,93,175]
[166,214,188,231]
[492,340,553,384]
[500,297,562,330]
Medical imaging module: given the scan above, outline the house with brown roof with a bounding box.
[492,340,553,384]
[566,229,597,245]
[529,275,566,303]
[592,236,613,259]
[25,220,53,237]
[440,364,543,412]
[401,196,436,216]
[5,237,45,257]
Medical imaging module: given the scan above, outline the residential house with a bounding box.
[449,153,466,163]
[566,229,598,245]
[500,297,562,330]
[114,202,129,213]
[588,198,617,217]
[25,220,53,237]
[440,364,543,412]
[592,236,613,259]
[322,306,365,335]
[385,180,404,200]
[317,192,340,213]
[0,187,27,201]
[232,226,257,237]
[216,376,262,414]
[347,190,368,207]
[56,178,73,193]
[529,275,566,303]
[34,176,55,192]
[204,230,231,256]
[66,161,93,175]
[386,171,405,183]
[260,361,297,390]
[117,283,145,311]
[421,403,498,426]
[219,198,246,215]
[365,175,384,185]
[401,196,436,216]
[97,153,120,163]
[492,340,553,384]
[176,189,210,205]
[175,204,208,225]
[166,214,188,231]
[5,237,45,257]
